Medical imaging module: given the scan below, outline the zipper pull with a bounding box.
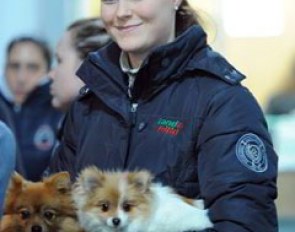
[130,103,138,126]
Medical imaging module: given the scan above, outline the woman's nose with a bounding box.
[48,69,55,80]
[116,0,132,19]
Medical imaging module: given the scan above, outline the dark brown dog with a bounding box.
[0,172,83,232]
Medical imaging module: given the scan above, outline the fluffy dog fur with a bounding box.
[0,172,82,232]
[73,167,213,232]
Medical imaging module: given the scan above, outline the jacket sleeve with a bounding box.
[0,121,16,217]
[49,107,78,180]
[196,86,278,232]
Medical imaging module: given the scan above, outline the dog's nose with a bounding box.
[31,225,42,232]
[112,217,121,227]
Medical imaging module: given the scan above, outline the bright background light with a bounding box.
[222,0,285,37]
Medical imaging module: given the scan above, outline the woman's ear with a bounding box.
[173,0,183,10]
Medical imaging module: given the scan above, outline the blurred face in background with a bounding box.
[5,42,48,105]
[49,31,84,111]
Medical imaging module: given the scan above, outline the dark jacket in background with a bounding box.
[0,82,62,181]
[266,92,295,115]
[50,26,278,231]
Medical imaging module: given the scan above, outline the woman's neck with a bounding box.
[127,30,176,69]
[127,52,147,69]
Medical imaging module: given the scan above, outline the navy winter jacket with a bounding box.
[50,26,278,231]
[0,83,62,181]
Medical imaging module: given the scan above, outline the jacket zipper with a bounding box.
[123,102,138,168]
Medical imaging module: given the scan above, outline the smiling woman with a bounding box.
[101,0,191,68]
[50,0,278,231]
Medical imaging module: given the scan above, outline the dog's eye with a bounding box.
[43,211,55,220]
[20,210,31,220]
[99,203,109,212]
[122,203,132,212]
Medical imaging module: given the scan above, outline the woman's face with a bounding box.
[101,0,181,56]
[48,31,84,111]
[5,42,48,105]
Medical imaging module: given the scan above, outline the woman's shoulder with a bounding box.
[182,49,260,115]
[180,45,250,103]
[188,47,245,85]
[68,86,96,121]
[0,120,14,140]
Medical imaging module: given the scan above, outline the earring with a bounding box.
[174,5,179,11]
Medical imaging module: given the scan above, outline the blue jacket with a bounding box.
[0,83,62,181]
[50,26,278,231]
[0,97,25,177]
[0,98,13,128]
[0,121,15,218]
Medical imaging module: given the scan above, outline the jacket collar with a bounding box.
[76,25,245,119]
[119,52,140,75]
[186,47,245,85]
[77,43,130,121]
[77,26,208,99]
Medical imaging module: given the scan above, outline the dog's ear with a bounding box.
[45,172,71,194]
[76,166,105,193]
[7,172,25,193]
[128,170,153,193]
[4,172,25,213]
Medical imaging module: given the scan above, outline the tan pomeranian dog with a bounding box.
[73,167,213,232]
[0,172,83,232]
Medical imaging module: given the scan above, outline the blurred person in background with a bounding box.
[47,18,110,155]
[0,120,16,218]
[267,56,295,115]
[0,37,62,181]
[50,0,278,231]
[49,17,111,112]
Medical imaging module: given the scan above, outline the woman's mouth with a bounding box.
[116,23,142,32]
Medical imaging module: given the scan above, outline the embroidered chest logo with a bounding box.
[155,118,184,136]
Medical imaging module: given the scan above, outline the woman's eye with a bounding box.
[101,0,142,4]
[102,0,118,4]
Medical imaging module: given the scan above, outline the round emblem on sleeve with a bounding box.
[236,133,268,172]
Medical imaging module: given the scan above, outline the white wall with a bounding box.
[0,0,92,75]
[0,0,39,73]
